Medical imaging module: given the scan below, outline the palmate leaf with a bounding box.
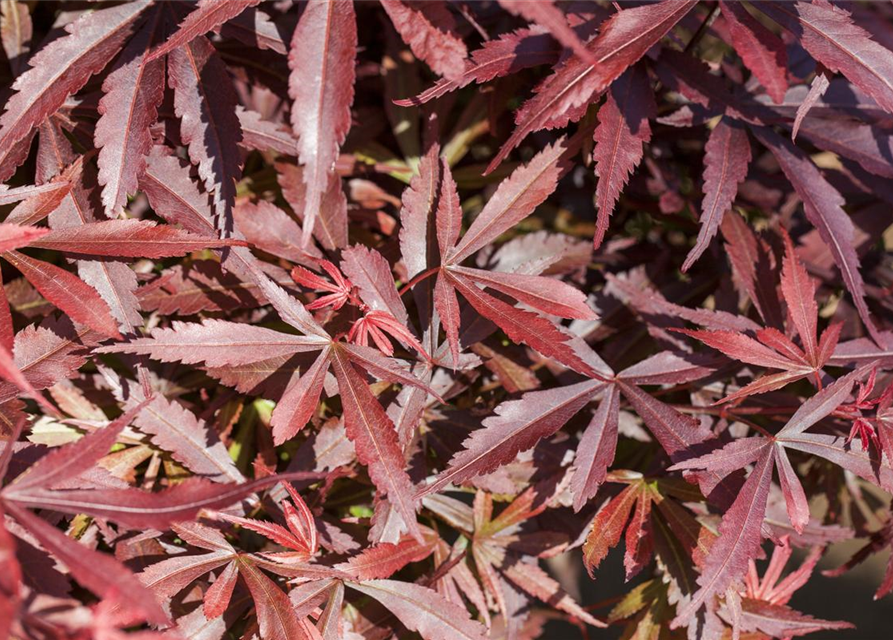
[675,226,844,403]
[0,1,151,180]
[425,139,604,375]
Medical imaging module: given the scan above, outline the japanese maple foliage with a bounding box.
[3,1,893,639]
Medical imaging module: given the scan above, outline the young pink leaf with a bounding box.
[288,0,356,247]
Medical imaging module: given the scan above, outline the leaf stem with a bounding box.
[398,267,440,296]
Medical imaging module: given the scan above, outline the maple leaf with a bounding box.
[98,293,442,543]
[139,520,326,639]
[676,228,842,403]
[400,139,602,377]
